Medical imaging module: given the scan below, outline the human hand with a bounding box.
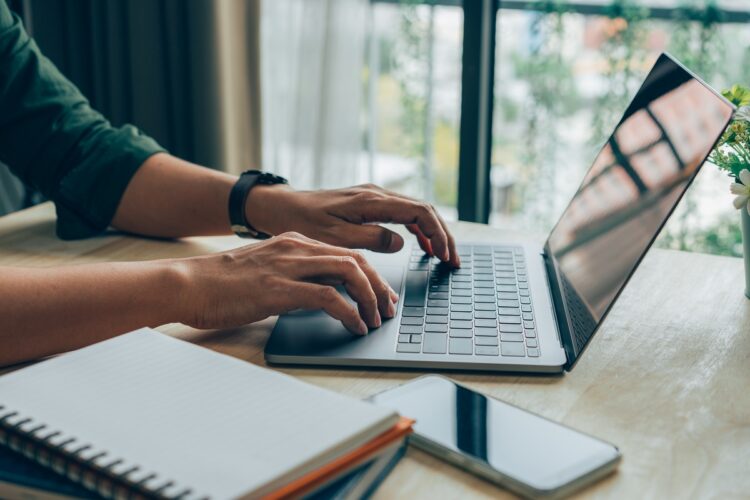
[175,232,399,334]
[244,184,460,267]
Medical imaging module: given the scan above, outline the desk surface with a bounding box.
[1,203,749,499]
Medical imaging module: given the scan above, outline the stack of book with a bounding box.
[0,329,410,499]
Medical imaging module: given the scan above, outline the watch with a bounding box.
[228,169,289,238]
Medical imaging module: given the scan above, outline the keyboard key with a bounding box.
[449,320,473,329]
[449,338,473,354]
[452,296,472,304]
[500,332,524,342]
[398,334,411,343]
[523,321,535,329]
[526,338,538,348]
[475,311,496,319]
[475,296,494,303]
[496,278,515,285]
[425,323,448,333]
[451,304,472,312]
[410,335,423,343]
[396,343,421,353]
[453,282,472,289]
[518,282,529,289]
[474,288,494,295]
[527,347,540,357]
[497,292,518,300]
[474,303,495,311]
[521,304,532,312]
[427,299,449,308]
[501,342,526,357]
[454,269,472,275]
[403,271,428,306]
[498,299,520,308]
[430,285,449,292]
[498,315,522,324]
[474,282,494,289]
[449,329,472,338]
[401,317,424,326]
[399,325,423,335]
[474,319,497,328]
[518,276,528,282]
[520,297,531,304]
[499,323,523,333]
[403,307,425,317]
[427,307,449,316]
[452,275,471,282]
[423,334,448,354]
[426,315,448,324]
[519,290,530,297]
[475,336,498,346]
[522,313,534,321]
[428,292,449,300]
[497,307,520,316]
[475,346,500,356]
[473,275,493,282]
[451,312,473,321]
[524,329,536,338]
[451,289,472,297]
[475,327,498,337]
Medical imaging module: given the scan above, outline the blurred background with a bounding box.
[3,0,749,257]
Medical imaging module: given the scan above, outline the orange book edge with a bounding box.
[263,417,414,500]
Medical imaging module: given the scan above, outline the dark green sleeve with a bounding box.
[0,1,165,239]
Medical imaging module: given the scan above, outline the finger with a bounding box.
[406,224,433,257]
[370,187,458,267]
[290,255,381,327]
[329,223,405,254]
[358,197,450,263]
[286,282,368,335]
[433,212,460,267]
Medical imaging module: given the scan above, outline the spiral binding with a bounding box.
[0,405,207,500]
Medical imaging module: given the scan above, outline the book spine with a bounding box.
[0,406,194,500]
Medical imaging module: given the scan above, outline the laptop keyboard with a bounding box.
[395,245,539,358]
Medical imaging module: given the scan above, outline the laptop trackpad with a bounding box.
[265,265,404,356]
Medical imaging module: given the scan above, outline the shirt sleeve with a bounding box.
[0,1,166,239]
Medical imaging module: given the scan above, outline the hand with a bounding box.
[245,184,461,267]
[175,232,399,334]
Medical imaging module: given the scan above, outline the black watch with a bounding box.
[228,169,289,239]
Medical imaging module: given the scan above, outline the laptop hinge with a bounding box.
[542,250,577,370]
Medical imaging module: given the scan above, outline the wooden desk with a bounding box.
[2,203,749,499]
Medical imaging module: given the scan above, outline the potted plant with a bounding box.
[709,84,750,298]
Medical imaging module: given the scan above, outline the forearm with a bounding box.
[112,153,238,237]
[0,261,185,366]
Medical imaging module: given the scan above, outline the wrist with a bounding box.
[243,183,293,236]
[152,259,193,326]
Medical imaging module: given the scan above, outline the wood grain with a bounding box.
[1,203,749,499]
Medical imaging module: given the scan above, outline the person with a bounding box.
[0,1,459,367]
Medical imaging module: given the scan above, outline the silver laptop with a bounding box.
[265,54,735,373]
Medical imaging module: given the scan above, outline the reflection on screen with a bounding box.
[546,54,734,354]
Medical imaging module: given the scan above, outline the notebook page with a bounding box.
[0,329,397,499]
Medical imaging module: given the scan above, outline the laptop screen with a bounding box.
[545,54,735,365]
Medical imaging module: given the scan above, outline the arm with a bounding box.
[0,233,398,367]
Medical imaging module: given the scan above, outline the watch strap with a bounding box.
[228,170,287,238]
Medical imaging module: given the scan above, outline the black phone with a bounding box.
[370,375,620,499]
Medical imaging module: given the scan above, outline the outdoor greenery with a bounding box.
[369,0,750,257]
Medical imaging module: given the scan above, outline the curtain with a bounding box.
[260,0,369,190]
[5,0,261,174]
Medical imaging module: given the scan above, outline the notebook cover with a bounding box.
[264,417,413,500]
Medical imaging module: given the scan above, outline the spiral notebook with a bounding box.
[0,329,410,499]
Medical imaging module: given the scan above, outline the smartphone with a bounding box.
[369,375,620,499]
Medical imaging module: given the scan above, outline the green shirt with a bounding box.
[0,1,164,239]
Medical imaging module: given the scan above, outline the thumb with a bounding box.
[339,224,404,253]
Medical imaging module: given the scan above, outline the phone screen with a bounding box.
[371,376,619,492]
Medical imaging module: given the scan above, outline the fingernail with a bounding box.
[374,312,382,327]
[358,320,368,335]
[442,250,450,262]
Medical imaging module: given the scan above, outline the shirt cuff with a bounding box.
[53,125,165,240]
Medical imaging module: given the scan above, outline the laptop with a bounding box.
[265,53,735,373]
